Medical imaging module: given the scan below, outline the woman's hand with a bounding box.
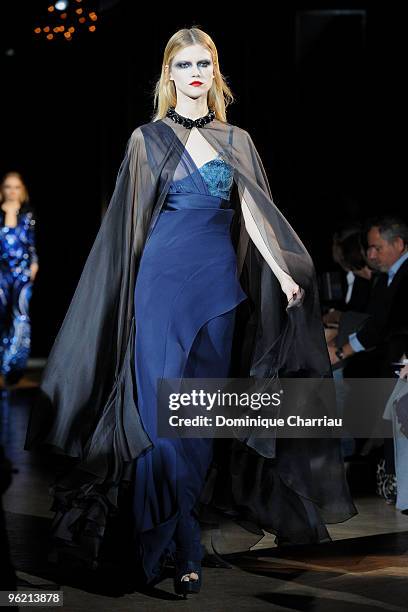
[328,344,340,365]
[29,262,39,282]
[400,364,408,380]
[280,275,301,305]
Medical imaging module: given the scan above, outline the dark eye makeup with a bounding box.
[175,60,211,69]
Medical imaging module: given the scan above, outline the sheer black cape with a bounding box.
[25,117,356,567]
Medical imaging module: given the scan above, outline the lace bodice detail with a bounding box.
[168,154,234,201]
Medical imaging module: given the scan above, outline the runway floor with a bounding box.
[1,379,408,612]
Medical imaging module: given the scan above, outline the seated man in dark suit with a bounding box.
[329,216,408,485]
[329,215,408,376]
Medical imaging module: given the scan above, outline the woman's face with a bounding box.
[1,176,24,203]
[168,44,214,102]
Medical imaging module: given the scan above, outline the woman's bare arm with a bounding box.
[241,190,300,302]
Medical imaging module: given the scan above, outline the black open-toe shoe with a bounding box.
[173,558,201,597]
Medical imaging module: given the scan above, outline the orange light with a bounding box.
[64,31,71,39]
[48,5,55,11]
[68,26,75,33]
[43,26,50,32]
[61,12,67,19]
[76,7,83,14]
[89,25,96,32]
[79,16,86,23]
[60,25,65,31]
[47,33,54,40]
[53,27,60,32]
[76,0,82,3]
[34,27,41,34]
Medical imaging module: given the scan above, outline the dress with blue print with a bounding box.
[0,208,38,379]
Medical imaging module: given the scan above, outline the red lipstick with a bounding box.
[190,81,203,86]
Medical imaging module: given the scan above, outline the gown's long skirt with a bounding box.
[132,191,247,584]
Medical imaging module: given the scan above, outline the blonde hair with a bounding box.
[152,27,234,123]
[0,171,29,204]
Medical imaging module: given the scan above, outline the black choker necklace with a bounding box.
[166,106,215,129]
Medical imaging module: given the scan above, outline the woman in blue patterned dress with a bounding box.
[0,172,39,385]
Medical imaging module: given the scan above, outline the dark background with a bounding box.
[0,1,402,357]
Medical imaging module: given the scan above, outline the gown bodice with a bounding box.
[167,154,234,203]
[0,212,36,274]
[0,225,30,272]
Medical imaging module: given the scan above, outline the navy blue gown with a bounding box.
[132,150,247,583]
